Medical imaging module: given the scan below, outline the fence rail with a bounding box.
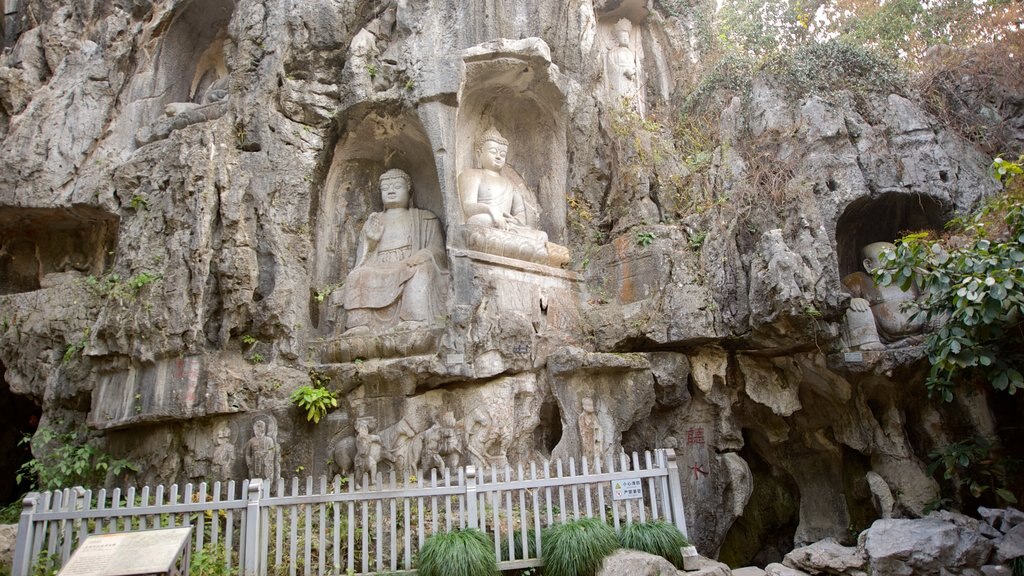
[13,449,688,576]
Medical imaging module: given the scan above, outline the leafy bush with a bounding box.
[874,156,1024,401]
[764,39,904,98]
[542,518,620,576]
[618,521,690,568]
[190,543,232,576]
[928,435,1019,505]
[417,528,498,576]
[17,427,137,490]
[289,385,338,424]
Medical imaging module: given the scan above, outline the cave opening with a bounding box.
[0,361,41,505]
[835,193,950,278]
[718,430,800,568]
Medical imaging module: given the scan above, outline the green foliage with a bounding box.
[128,194,148,210]
[190,543,232,576]
[416,528,498,576]
[500,528,538,562]
[618,521,690,569]
[635,230,657,247]
[689,231,707,251]
[681,53,753,115]
[764,39,904,98]
[874,156,1024,401]
[241,334,257,346]
[248,352,264,364]
[86,271,160,304]
[62,328,90,363]
[314,283,341,303]
[290,373,338,424]
[542,518,620,576]
[927,435,1020,505]
[17,427,137,491]
[715,0,812,58]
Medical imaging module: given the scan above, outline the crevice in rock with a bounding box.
[718,428,799,568]
[0,360,40,503]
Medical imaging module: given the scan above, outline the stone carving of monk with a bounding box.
[578,398,605,461]
[842,241,928,350]
[244,419,280,480]
[606,19,639,105]
[211,424,235,479]
[457,128,548,242]
[343,169,446,334]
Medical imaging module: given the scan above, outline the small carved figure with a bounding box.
[458,128,547,241]
[244,419,280,480]
[421,412,462,472]
[343,169,447,334]
[387,417,420,478]
[606,19,639,106]
[842,242,928,350]
[354,417,384,485]
[466,408,507,467]
[578,398,605,461]
[211,424,235,479]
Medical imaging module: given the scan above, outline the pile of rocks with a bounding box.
[745,508,1023,576]
[600,508,1024,576]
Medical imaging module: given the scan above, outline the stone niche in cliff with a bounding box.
[0,207,117,294]
[134,0,235,145]
[449,38,582,366]
[310,104,448,362]
[835,192,949,278]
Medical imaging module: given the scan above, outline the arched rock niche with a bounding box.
[154,0,233,106]
[310,104,444,332]
[456,41,568,243]
[835,193,950,277]
[0,207,118,295]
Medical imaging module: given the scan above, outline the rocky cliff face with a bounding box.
[0,0,1019,564]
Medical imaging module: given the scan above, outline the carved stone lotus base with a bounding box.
[315,327,444,363]
[461,224,570,267]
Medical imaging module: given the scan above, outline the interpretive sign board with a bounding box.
[57,526,193,576]
[611,478,643,500]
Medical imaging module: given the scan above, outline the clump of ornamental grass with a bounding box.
[618,520,690,568]
[416,528,498,576]
[542,517,620,576]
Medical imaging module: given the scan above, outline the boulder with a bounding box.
[597,549,677,576]
[783,537,868,575]
[863,516,994,575]
[764,563,811,576]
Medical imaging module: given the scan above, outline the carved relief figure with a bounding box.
[578,398,605,461]
[343,169,447,334]
[387,416,420,478]
[355,417,384,485]
[606,19,639,106]
[842,242,928,350]
[421,412,462,472]
[458,128,547,241]
[466,408,507,467]
[244,419,280,480]
[211,424,235,479]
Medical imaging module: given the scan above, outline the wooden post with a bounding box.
[12,492,39,576]
[665,449,689,540]
[243,479,263,576]
[465,465,478,529]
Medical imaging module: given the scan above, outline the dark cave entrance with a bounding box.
[0,361,40,503]
[718,430,800,568]
[835,192,950,278]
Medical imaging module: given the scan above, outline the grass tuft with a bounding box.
[542,517,620,576]
[417,528,498,576]
[618,520,690,568]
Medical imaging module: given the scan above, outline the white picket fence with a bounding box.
[13,449,688,576]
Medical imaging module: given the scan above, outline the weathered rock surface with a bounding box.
[0,0,1019,568]
[598,549,678,576]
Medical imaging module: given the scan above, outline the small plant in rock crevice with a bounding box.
[291,370,338,424]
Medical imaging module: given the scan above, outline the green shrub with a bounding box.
[618,521,690,568]
[542,518,620,576]
[500,528,538,561]
[289,384,338,424]
[417,528,498,576]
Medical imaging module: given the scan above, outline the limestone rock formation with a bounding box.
[0,0,1021,569]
